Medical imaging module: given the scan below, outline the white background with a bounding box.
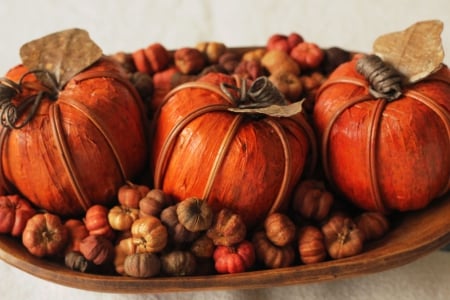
[0,0,450,299]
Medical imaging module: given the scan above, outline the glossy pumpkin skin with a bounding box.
[314,58,450,212]
[151,73,316,227]
[0,57,148,216]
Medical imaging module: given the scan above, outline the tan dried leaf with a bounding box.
[227,100,304,117]
[373,20,444,84]
[19,28,103,88]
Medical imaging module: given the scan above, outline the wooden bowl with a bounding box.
[0,193,449,293]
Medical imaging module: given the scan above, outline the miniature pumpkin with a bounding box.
[176,197,213,232]
[22,212,68,257]
[0,194,36,237]
[252,230,295,269]
[213,240,255,274]
[314,58,450,212]
[124,252,161,278]
[0,56,148,216]
[151,72,316,226]
[131,216,168,253]
[64,219,89,254]
[84,204,115,240]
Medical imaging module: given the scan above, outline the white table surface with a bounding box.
[0,1,449,299]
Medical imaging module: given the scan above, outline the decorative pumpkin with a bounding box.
[213,240,255,274]
[22,212,68,258]
[123,252,161,278]
[314,57,450,213]
[0,41,148,216]
[0,194,36,237]
[131,216,168,253]
[151,72,316,227]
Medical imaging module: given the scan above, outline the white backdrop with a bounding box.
[0,1,450,299]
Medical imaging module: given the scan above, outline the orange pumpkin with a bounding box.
[314,57,450,213]
[0,57,148,216]
[151,73,316,227]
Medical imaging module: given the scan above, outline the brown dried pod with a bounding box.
[264,213,296,247]
[268,71,303,101]
[321,215,364,259]
[109,51,136,73]
[297,225,327,264]
[160,205,199,245]
[129,71,154,101]
[206,208,247,246]
[218,51,240,73]
[242,48,267,62]
[234,59,264,80]
[65,251,94,273]
[261,50,300,75]
[292,180,334,221]
[176,197,214,232]
[123,252,161,278]
[174,47,207,75]
[196,41,227,64]
[252,230,295,269]
[79,235,114,265]
[160,250,197,276]
[190,234,215,259]
[354,212,390,241]
[139,189,171,218]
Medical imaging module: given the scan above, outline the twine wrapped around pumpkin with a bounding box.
[0,57,149,216]
[151,73,316,227]
[314,57,450,213]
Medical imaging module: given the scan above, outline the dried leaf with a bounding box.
[227,100,304,117]
[19,28,103,88]
[373,20,444,84]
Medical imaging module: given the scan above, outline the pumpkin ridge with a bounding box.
[202,114,243,200]
[316,76,367,98]
[49,103,91,211]
[367,99,388,212]
[153,103,230,189]
[0,127,15,194]
[264,119,293,214]
[320,94,373,192]
[57,97,128,181]
[403,89,450,196]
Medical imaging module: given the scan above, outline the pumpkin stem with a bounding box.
[0,69,59,129]
[356,54,403,102]
[220,76,287,109]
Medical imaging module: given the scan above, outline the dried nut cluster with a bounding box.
[292,180,390,262]
[109,31,353,116]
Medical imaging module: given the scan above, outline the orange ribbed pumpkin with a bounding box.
[314,58,450,213]
[151,73,316,227]
[0,57,148,216]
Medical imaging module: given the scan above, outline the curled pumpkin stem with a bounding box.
[0,69,59,129]
[220,76,287,108]
[356,54,403,101]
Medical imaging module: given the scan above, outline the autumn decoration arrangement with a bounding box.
[0,20,449,279]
